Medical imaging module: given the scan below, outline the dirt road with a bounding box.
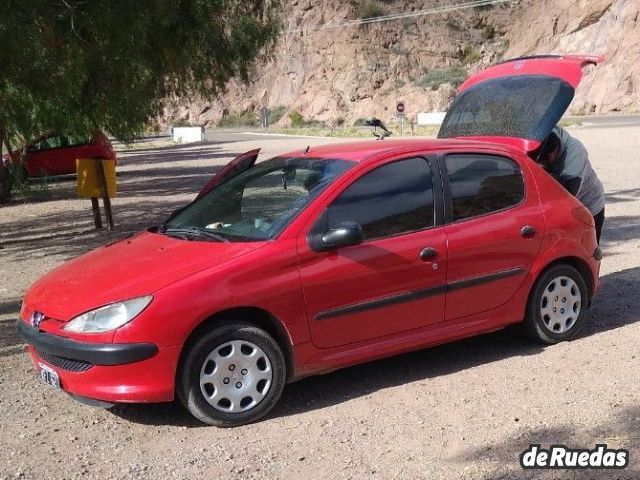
[1,126,639,479]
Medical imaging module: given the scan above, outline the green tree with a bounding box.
[0,0,279,201]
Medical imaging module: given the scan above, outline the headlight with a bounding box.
[63,296,153,333]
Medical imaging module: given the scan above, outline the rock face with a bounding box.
[505,0,640,114]
[162,0,639,128]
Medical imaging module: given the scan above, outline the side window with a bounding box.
[445,154,524,222]
[30,135,63,152]
[327,157,435,240]
[66,135,92,147]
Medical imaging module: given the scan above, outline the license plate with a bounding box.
[38,362,60,389]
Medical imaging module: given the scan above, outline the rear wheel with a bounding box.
[524,265,588,344]
[177,322,286,427]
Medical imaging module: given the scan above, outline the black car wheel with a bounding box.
[524,264,589,344]
[177,322,286,427]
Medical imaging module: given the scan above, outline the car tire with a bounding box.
[524,264,589,344]
[177,322,286,427]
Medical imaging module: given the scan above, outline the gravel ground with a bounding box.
[1,126,639,480]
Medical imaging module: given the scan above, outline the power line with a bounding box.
[286,0,518,33]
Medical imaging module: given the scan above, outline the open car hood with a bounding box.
[196,148,259,199]
[438,55,603,150]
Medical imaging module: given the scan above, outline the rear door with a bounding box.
[297,156,447,348]
[441,151,543,320]
[25,135,64,176]
[27,135,90,175]
[438,55,602,146]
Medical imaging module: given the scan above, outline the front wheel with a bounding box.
[177,322,286,427]
[524,265,588,344]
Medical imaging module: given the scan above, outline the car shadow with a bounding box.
[0,198,186,258]
[451,404,640,479]
[604,187,640,205]
[109,401,205,428]
[0,297,23,352]
[599,214,640,246]
[109,266,640,427]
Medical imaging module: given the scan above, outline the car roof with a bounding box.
[281,138,528,163]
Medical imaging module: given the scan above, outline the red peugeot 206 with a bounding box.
[18,56,603,426]
[2,131,116,177]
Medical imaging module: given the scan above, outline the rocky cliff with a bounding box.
[161,0,639,128]
[506,0,639,114]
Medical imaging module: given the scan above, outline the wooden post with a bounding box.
[96,158,114,231]
[90,197,103,229]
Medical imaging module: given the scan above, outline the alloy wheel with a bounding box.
[540,275,582,334]
[199,340,273,413]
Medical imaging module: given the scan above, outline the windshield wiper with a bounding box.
[163,227,229,242]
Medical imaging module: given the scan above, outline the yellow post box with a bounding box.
[76,158,117,198]
[76,158,116,230]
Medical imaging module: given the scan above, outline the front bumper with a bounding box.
[16,320,158,365]
[16,320,179,403]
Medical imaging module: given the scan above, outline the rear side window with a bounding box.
[30,136,63,151]
[445,154,524,221]
[327,157,435,240]
[66,136,92,147]
[30,135,91,151]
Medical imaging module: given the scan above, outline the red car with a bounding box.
[17,56,602,426]
[2,132,116,177]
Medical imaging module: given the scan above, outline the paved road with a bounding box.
[576,114,640,129]
[201,114,640,142]
[125,114,640,146]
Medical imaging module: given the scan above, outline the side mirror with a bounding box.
[312,221,363,252]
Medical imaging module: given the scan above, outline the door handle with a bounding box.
[419,247,438,261]
[521,225,536,238]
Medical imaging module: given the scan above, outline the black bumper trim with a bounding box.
[16,320,158,366]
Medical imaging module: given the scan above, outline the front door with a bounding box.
[297,156,447,349]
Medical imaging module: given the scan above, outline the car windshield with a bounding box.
[162,156,354,241]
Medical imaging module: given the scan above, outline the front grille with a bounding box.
[36,350,93,372]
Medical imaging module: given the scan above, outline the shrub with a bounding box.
[482,25,496,40]
[460,46,481,65]
[289,111,306,128]
[172,118,196,127]
[445,18,460,30]
[288,111,325,128]
[416,67,467,90]
[217,112,258,128]
[268,105,286,125]
[1,161,50,200]
[305,119,327,128]
[358,1,385,19]
[401,16,417,30]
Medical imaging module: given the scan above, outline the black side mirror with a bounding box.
[310,221,363,252]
